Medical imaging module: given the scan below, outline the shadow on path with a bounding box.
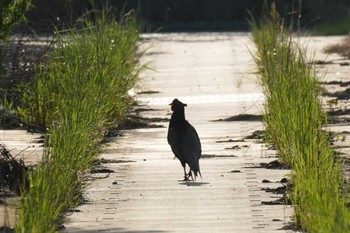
[178,181,210,186]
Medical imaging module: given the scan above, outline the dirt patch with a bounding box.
[261,179,293,206]
[244,130,265,140]
[310,60,333,65]
[246,159,291,170]
[201,154,237,159]
[225,145,249,150]
[322,80,350,87]
[216,138,245,143]
[134,107,160,114]
[137,90,161,94]
[328,116,350,124]
[278,222,301,231]
[262,186,288,195]
[327,109,350,124]
[262,177,288,184]
[91,168,115,174]
[216,130,265,144]
[262,197,291,205]
[230,170,241,173]
[328,109,350,116]
[98,158,136,164]
[120,115,168,129]
[260,160,291,170]
[323,88,350,100]
[213,114,263,122]
[324,36,350,59]
[103,115,166,142]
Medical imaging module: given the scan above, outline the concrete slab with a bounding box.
[63,33,294,233]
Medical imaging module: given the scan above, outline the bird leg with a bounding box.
[182,165,194,181]
[182,165,189,181]
[187,171,194,181]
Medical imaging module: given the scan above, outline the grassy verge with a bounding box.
[15,9,141,232]
[250,3,350,232]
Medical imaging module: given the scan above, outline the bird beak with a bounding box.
[170,102,187,107]
[169,99,187,107]
[169,103,187,107]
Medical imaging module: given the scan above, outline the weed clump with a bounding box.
[0,144,28,194]
[324,36,350,59]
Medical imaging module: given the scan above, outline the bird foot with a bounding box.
[183,172,194,181]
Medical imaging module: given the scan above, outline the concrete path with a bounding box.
[63,33,294,232]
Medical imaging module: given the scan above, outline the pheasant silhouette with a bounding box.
[167,99,202,181]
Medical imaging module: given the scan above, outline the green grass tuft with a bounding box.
[250,2,350,232]
[15,9,142,232]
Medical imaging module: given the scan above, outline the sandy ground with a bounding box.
[1,33,349,232]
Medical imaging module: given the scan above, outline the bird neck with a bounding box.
[171,109,186,124]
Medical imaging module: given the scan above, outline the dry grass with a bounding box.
[324,36,350,58]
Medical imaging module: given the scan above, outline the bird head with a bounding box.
[170,98,187,111]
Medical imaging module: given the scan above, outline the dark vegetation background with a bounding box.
[23,0,350,32]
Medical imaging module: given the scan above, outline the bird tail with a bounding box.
[193,170,202,180]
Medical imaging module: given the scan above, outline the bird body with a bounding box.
[167,99,202,181]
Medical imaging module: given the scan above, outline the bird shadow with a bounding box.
[178,181,210,186]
